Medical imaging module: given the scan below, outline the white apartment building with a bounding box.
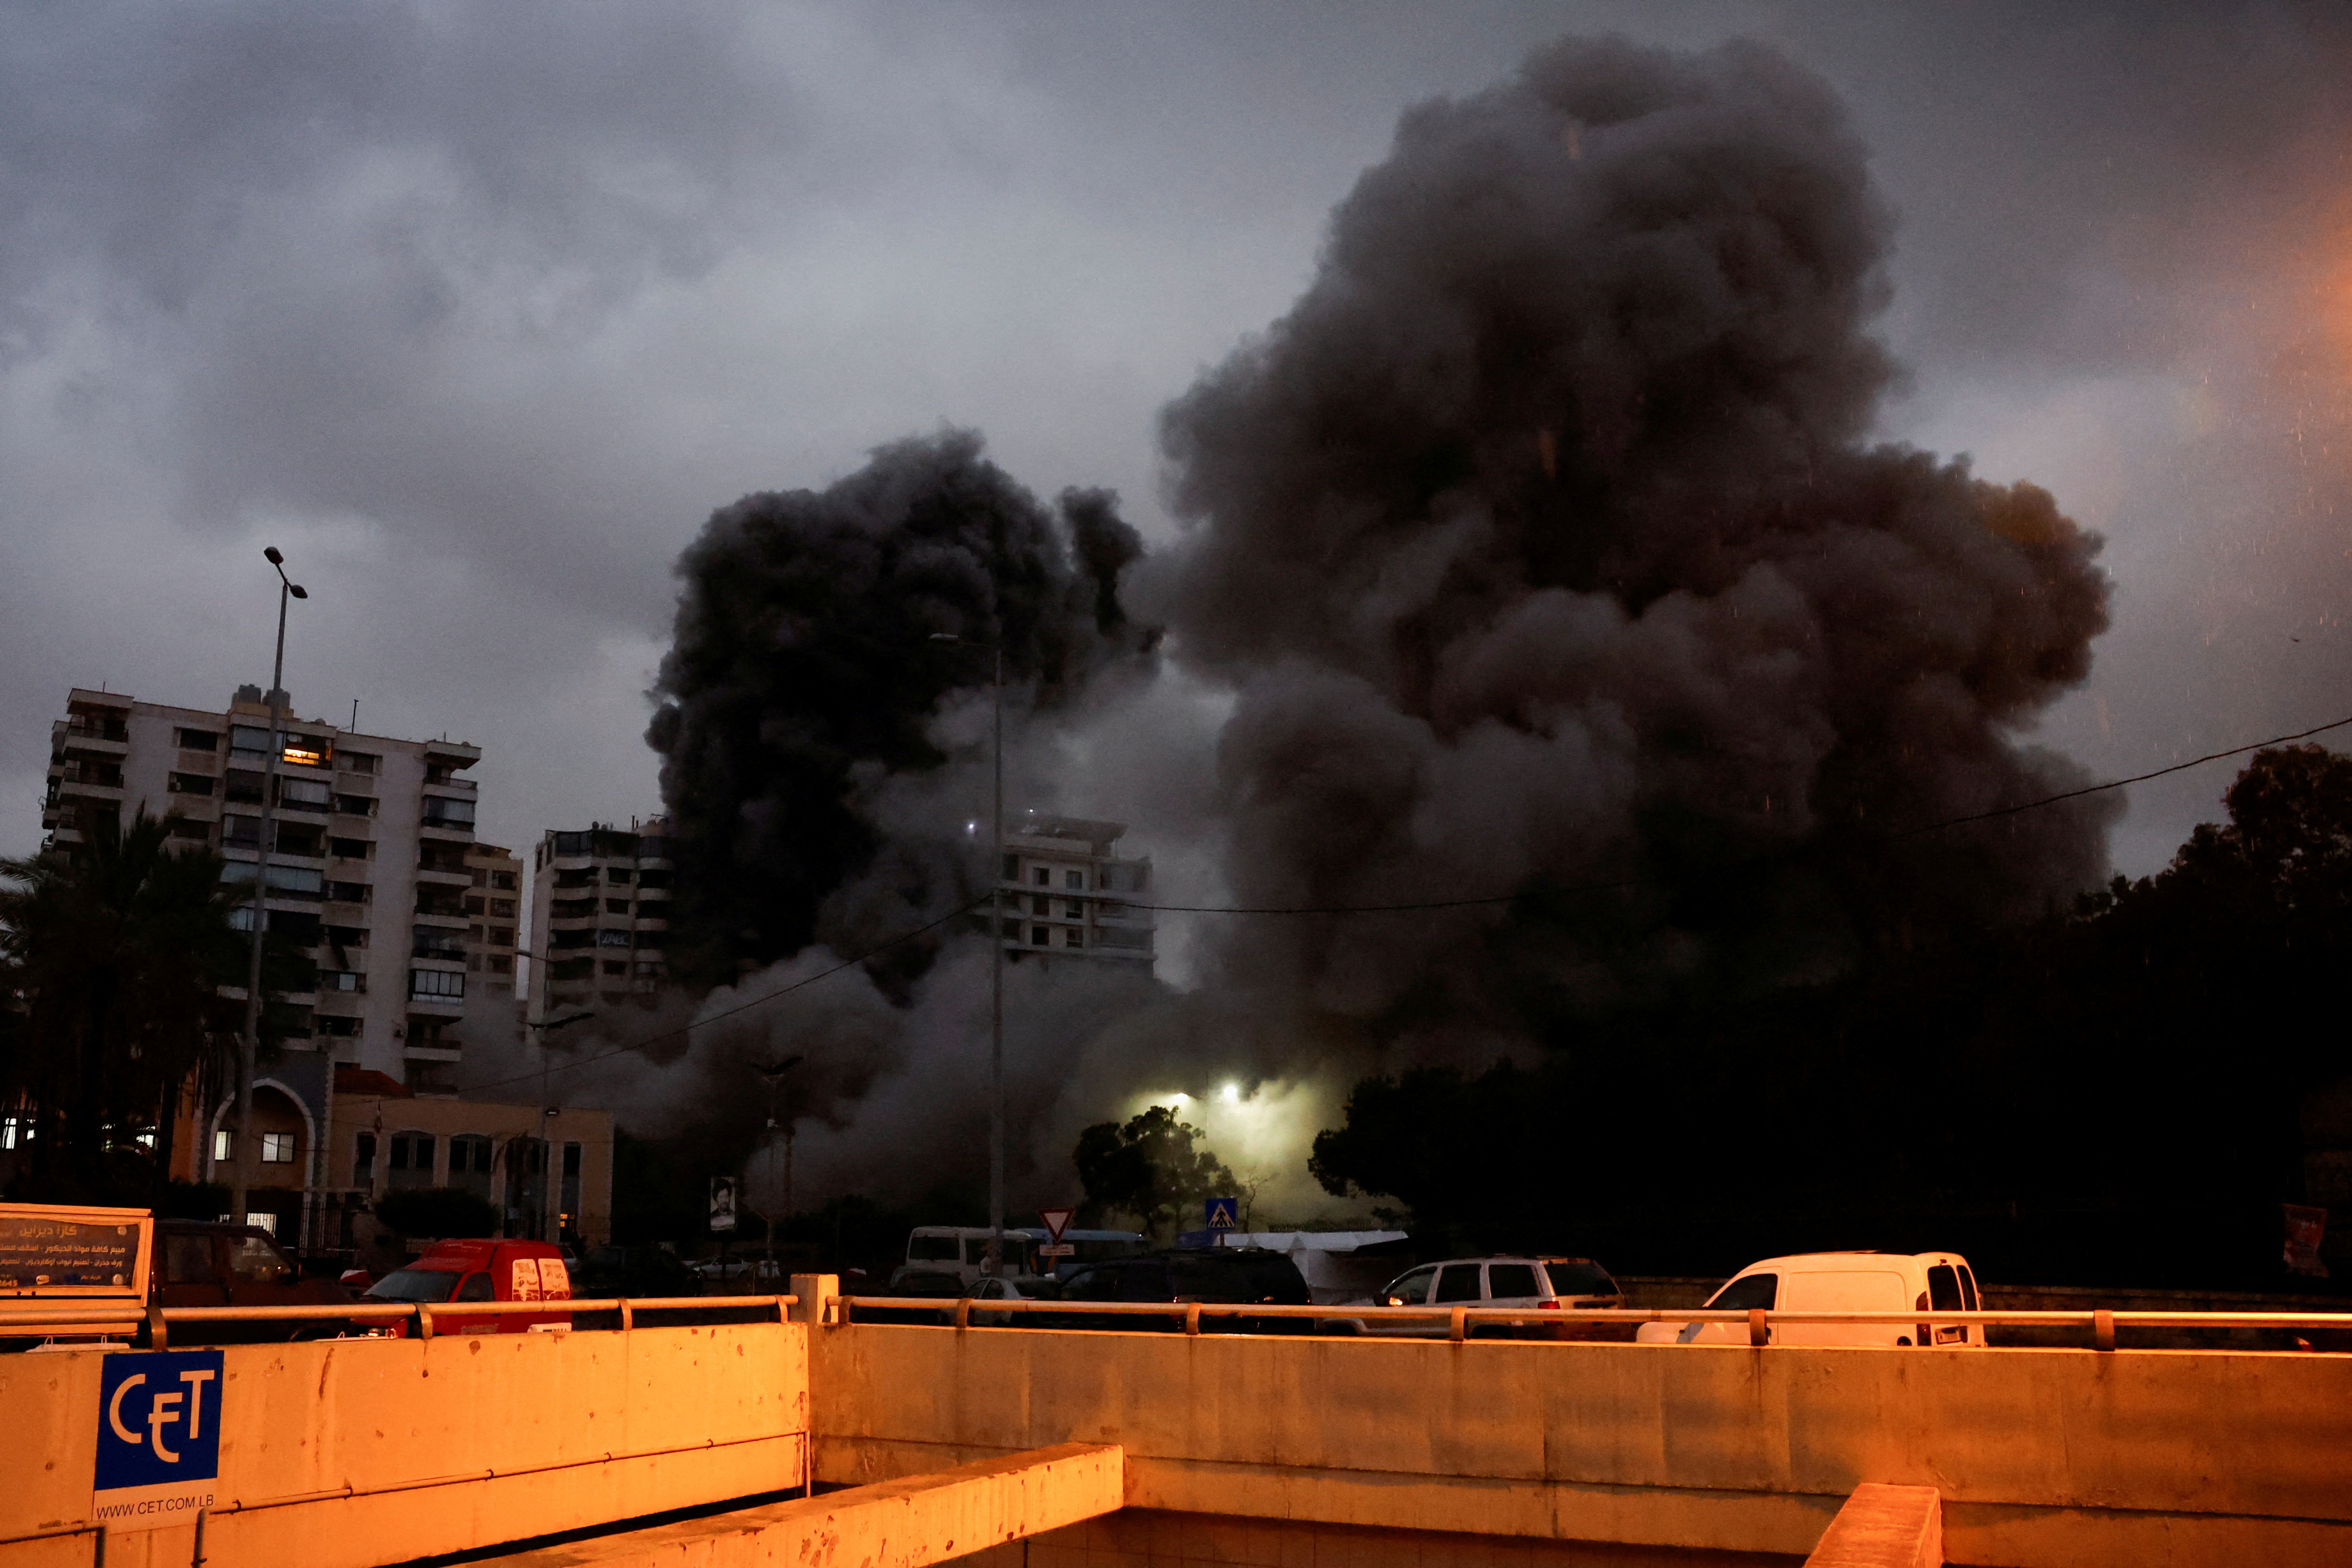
[41,685,492,1095]
[528,818,673,1016]
[997,814,1155,970]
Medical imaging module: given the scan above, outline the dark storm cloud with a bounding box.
[1157,34,2114,1034]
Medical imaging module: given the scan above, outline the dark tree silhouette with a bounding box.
[1073,1105,1238,1240]
[0,807,251,1204]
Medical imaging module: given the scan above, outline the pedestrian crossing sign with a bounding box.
[1206,1197,1239,1230]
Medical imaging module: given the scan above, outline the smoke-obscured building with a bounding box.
[999,814,1155,970]
[40,685,489,1103]
[464,842,524,1001]
[528,819,673,1016]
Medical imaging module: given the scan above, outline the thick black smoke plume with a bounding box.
[1156,35,2114,1042]
[647,430,1151,989]
[583,33,2119,1221]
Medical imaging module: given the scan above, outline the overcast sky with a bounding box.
[6,0,2349,885]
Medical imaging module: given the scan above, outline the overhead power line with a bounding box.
[472,710,2351,1088]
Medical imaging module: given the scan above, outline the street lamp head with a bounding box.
[264,546,285,566]
[288,584,308,600]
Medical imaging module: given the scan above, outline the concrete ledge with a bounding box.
[482,1442,1124,1567]
[1804,1485,1940,1568]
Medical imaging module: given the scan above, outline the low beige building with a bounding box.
[327,1066,614,1248]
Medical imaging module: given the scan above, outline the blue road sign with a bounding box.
[93,1349,223,1534]
[1206,1196,1239,1230]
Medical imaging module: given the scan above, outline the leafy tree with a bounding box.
[1073,1105,1237,1240]
[374,1186,501,1240]
[0,808,249,1204]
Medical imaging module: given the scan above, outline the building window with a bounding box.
[338,751,380,776]
[212,1129,231,1162]
[449,1134,495,1196]
[260,1132,296,1163]
[602,959,628,975]
[999,919,1020,941]
[176,728,220,751]
[353,1131,376,1185]
[490,871,517,891]
[489,954,513,975]
[329,837,371,860]
[1065,928,1084,948]
[168,772,216,796]
[1033,867,1049,886]
[605,897,630,914]
[388,1131,435,1188]
[410,968,465,1001]
[1066,869,1085,890]
[333,795,378,817]
[421,797,476,829]
[607,867,634,884]
[1066,901,1084,919]
[1002,854,1019,880]
[1031,926,1048,945]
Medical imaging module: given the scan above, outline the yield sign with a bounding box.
[1037,1207,1077,1244]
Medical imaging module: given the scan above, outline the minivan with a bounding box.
[365,1238,573,1336]
[1634,1251,1985,1347]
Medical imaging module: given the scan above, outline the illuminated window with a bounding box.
[213,1129,232,1161]
[260,1132,296,1163]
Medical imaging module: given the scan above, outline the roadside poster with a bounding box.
[2284,1203,2329,1277]
[709,1177,738,1233]
[93,1350,223,1534]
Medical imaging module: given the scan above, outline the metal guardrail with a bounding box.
[833,1295,2352,1349]
[0,1295,798,1347]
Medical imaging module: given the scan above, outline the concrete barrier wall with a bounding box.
[808,1325,2352,1568]
[0,1322,807,1568]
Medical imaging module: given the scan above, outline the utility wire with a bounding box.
[478,709,2352,1085]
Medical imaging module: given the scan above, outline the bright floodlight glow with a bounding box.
[1167,1092,1190,1104]
[1220,1083,1241,1104]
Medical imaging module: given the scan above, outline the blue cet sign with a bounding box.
[1205,1196,1239,1230]
[93,1349,223,1534]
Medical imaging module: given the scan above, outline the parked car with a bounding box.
[1324,1255,1626,1338]
[1039,1248,1314,1333]
[364,1238,573,1336]
[966,1272,1061,1326]
[571,1244,704,1300]
[151,1220,366,1341]
[1633,1251,1986,1348]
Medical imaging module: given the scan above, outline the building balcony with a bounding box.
[61,718,130,749]
[416,864,471,886]
[421,776,478,796]
[417,821,476,842]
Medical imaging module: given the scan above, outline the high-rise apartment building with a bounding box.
[41,685,488,1093]
[997,814,1155,969]
[528,819,673,1017]
[464,842,524,999]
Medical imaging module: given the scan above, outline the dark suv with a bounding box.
[151,1221,358,1342]
[1046,1248,1312,1333]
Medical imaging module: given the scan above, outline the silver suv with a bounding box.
[1326,1255,1625,1337]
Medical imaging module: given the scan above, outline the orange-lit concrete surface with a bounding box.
[0,1321,804,1568]
[487,1442,1121,1568]
[806,1313,2352,1567]
[6,1279,2352,1568]
[1800,1485,1939,1568]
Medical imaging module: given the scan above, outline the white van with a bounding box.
[902,1227,1041,1286]
[1634,1251,1986,1348]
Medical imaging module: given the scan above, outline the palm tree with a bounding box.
[0,806,250,1204]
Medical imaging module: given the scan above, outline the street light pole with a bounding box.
[526,1006,595,1242]
[930,633,1006,1276]
[231,548,306,1229]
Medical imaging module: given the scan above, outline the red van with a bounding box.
[363,1239,572,1335]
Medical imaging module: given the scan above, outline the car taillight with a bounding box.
[1537,1298,1560,1309]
